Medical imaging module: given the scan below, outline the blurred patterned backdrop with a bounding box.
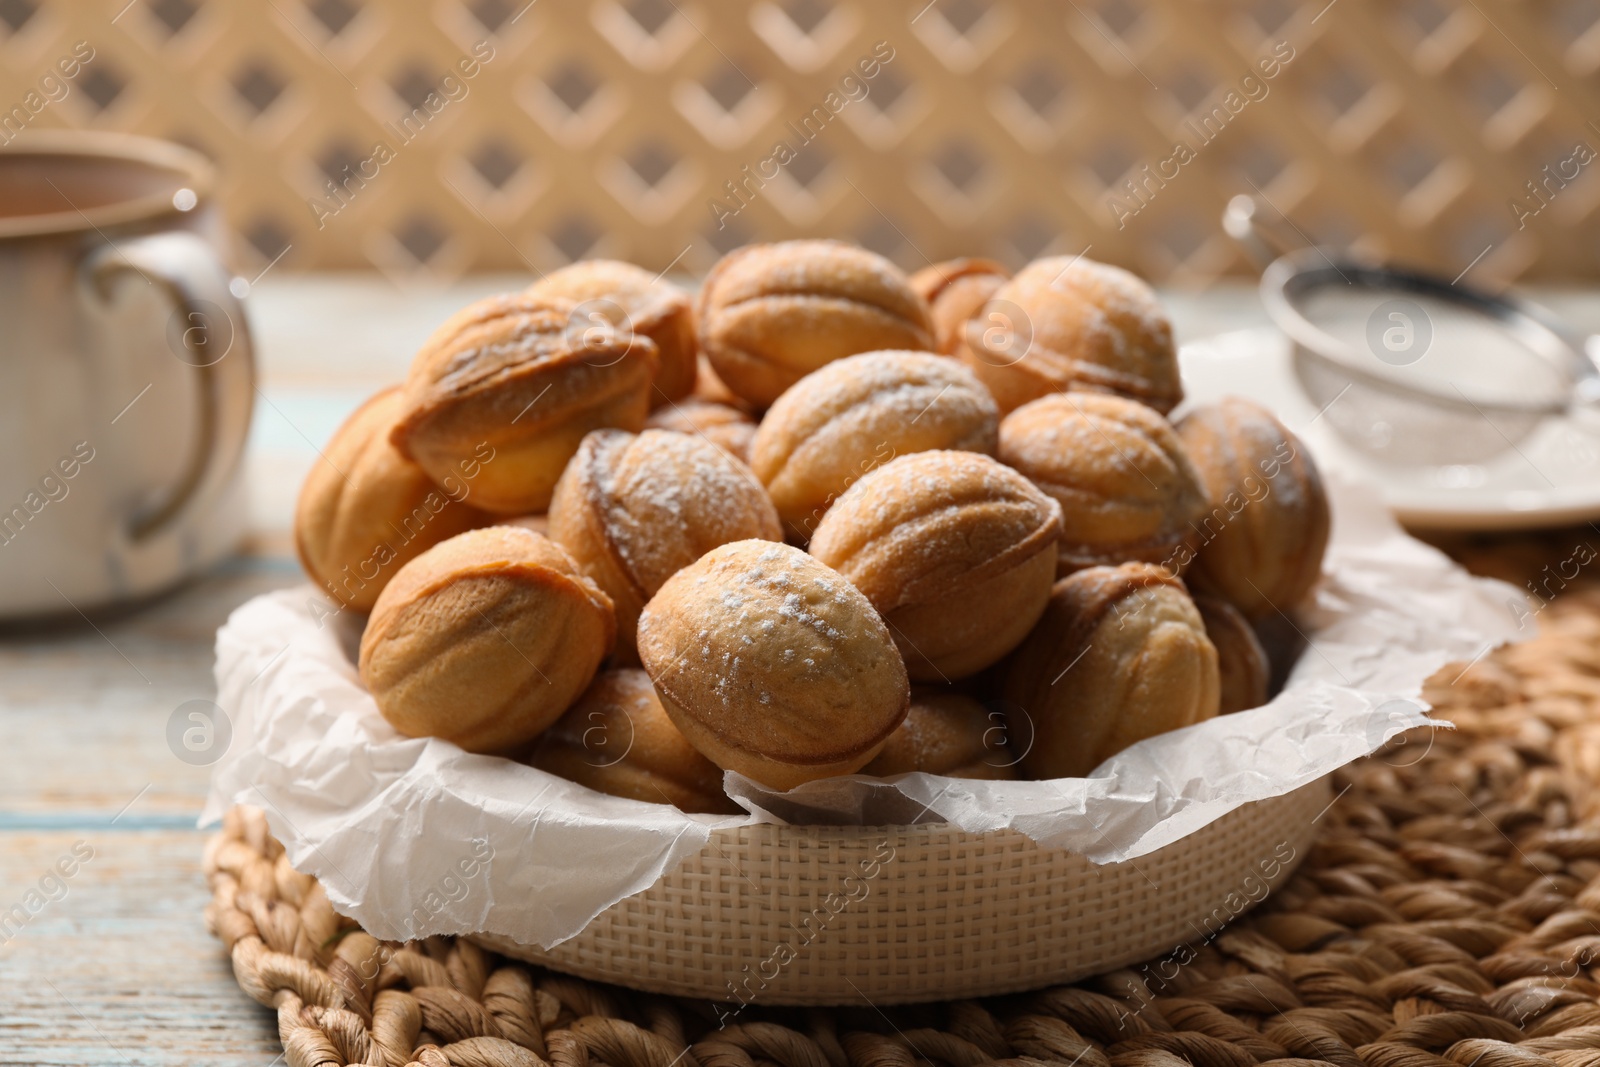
[1,0,1598,286]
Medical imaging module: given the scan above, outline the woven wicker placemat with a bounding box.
[204,546,1600,1067]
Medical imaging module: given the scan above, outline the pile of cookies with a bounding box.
[295,240,1330,814]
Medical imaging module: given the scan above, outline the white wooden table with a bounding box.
[2,276,1596,1065]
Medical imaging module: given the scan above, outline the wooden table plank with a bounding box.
[0,831,281,1066]
[0,555,295,1064]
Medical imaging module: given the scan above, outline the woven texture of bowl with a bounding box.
[474,776,1329,1005]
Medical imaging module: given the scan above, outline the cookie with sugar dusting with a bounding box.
[999,391,1209,577]
[909,258,1008,355]
[808,450,1062,682]
[644,397,759,464]
[359,526,616,755]
[1193,594,1270,714]
[391,293,658,514]
[1177,397,1330,620]
[295,386,490,613]
[1002,562,1219,780]
[548,429,782,664]
[636,540,909,790]
[750,350,1000,542]
[527,260,697,407]
[689,355,752,411]
[863,688,1019,779]
[528,668,739,813]
[958,256,1181,414]
[696,240,935,408]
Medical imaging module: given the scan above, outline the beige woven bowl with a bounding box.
[474,776,1329,1006]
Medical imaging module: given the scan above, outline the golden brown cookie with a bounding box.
[689,355,753,412]
[359,526,615,754]
[500,513,549,537]
[696,240,935,407]
[1193,594,1270,714]
[909,258,1008,355]
[1002,563,1220,779]
[295,388,489,612]
[808,450,1062,681]
[998,392,1209,576]
[958,256,1181,414]
[547,429,782,663]
[636,540,909,790]
[750,351,1000,541]
[529,668,739,814]
[644,398,759,464]
[863,688,1018,779]
[527,260,696,407]
[390,293,658,514]
[1177,397,1330,619]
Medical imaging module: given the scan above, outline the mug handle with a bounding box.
[83,232,255,542]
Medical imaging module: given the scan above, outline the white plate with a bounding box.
[1179,327,1600,531]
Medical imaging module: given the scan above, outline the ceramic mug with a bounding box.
[0,131,254,618]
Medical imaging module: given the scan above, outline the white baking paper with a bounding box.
[205,475,1527,950]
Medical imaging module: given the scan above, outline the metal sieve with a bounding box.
[1224,196,1600,466]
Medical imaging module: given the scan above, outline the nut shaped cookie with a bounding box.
[636,540,909,790]
[750,351,1000,541]
[359,526,616,754]
[690,355,753,411]
[502,513,549,536]
[1194,594,1270,714]
[697,240,935,407]
[959,257,1181,414]
[527,260,696,406]
[909,258,1008,355]
[644,398,759,464]
[547,429,782,663]
[295,388,489,612]
[999,392,1209,575]
[529,669,738,813]
[1003,563,1220,780]
[863,688,1018,779]
[808,451,1062,681]
[391,293,658,514]
[1177,397,1330,619]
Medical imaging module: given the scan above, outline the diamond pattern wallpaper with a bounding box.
[1,0,1597,285]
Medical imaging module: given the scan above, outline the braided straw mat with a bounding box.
[203,555,1600,1067]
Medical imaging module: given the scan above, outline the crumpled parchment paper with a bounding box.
[204,475,1527,949]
